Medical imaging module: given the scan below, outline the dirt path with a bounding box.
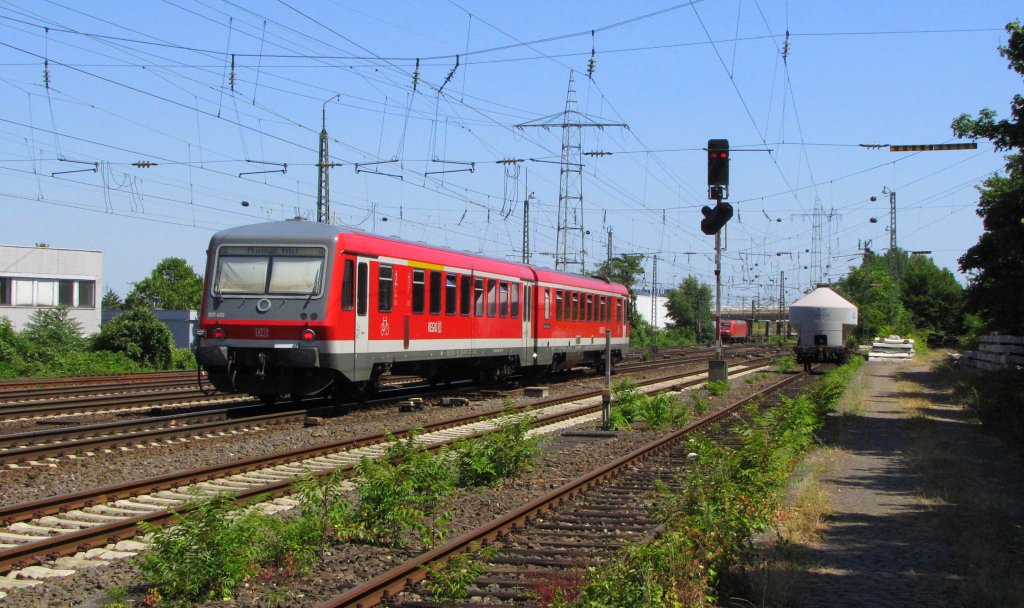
[787,358,1024,607]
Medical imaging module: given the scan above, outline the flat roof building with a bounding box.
[0,245,102,335]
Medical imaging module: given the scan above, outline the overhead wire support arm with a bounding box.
[239,160,287,177]
[51,158,98,177]
[424,159,475,176]
[354,160,404,180]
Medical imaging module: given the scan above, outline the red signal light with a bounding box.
[301,328,316,341]
[212,327,226,339]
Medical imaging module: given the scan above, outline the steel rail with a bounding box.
[317,370,807,608]
[0,359,779,573]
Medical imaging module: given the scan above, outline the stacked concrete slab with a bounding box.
[868,336,915,361]
[962,335,1024,371]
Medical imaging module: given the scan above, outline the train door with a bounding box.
[521,283,531,350]
[353,258,370,363]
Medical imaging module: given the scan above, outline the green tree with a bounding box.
[593,254,645,326]
[951,21,1024,334]
[93,308,174,369]
[834,256,911,340]
[664,275,713,341]
[22,306,87,351]
[101,289,123,310]
[125,257,203,310]
[899,254,964,336]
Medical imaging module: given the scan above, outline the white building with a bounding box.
[0,245,102,335]
[634,293,671,329]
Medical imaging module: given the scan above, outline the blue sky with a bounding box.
[0,1,1019,310]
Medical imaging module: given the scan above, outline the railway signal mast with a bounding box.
[703,139,734,380]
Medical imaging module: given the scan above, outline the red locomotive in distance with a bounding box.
[718,319,750,343]
[194,219,630,404]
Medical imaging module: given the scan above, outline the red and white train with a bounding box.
[195,219,630,403]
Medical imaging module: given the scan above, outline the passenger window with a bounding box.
[445,273,457,315]
[429,271,442,315]
[474,277,484,316]
[555,290,563,320]
[341,259,354,311]
[586,294,593,321]
[617,298,623,323]
[511,283,520,318]
[412,269,425,314]
[572,292,579,321]
[460,275,471,316]
[356,262,368,316]
[545,290,551,320]
[378,265,393,312]
[499,282,509,317]
[487,279,497,317]
[524,286,530,321]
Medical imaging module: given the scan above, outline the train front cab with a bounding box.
[195,237,344,402]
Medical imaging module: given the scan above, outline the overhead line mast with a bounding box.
[515,70,626,274]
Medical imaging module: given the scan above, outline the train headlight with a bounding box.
[301,328,316,341]
[212,327,226,340]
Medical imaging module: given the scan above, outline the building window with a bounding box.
[36,280,56,307]
[59,280,74,306]
[378,265,393,312]
[0,277,11,305]
[78,281,96,308]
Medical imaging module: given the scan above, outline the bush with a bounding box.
[93,308,174,369]
[453,413,540,486]
[336,432,456,546]
[705,379,730,396]
[138,494,265,601]
[21,306,87,352]
[171,348,197,370]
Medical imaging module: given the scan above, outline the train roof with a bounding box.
[790,287,857,311]
[210,220,627,294]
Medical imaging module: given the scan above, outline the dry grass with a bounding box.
[738,447,840,606]
[901,370,1024,608]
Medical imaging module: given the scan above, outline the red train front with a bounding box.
[718,319,750,343]
[195,219,629,403]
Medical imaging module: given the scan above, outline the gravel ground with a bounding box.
[1,359,790,607]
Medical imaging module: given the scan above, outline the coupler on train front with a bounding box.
[196,345,337,401]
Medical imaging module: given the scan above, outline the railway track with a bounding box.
[319,370,808,608]
[0,358,779,580]
[0,407,306,467]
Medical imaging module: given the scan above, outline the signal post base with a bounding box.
[708,359,729,383]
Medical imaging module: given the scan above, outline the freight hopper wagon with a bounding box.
[788,287,858,371]
[194,219,630,404]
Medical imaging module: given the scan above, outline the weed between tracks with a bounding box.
[543,359,862,608]
[131,411,540,603]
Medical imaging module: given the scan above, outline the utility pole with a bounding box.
[778,270,785,336]
[606,228,613,264]
[515,70,626,274]
[885,187,898,279]
[522,192,534,265]
[316,94,341,224]
[651,254,658,344]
